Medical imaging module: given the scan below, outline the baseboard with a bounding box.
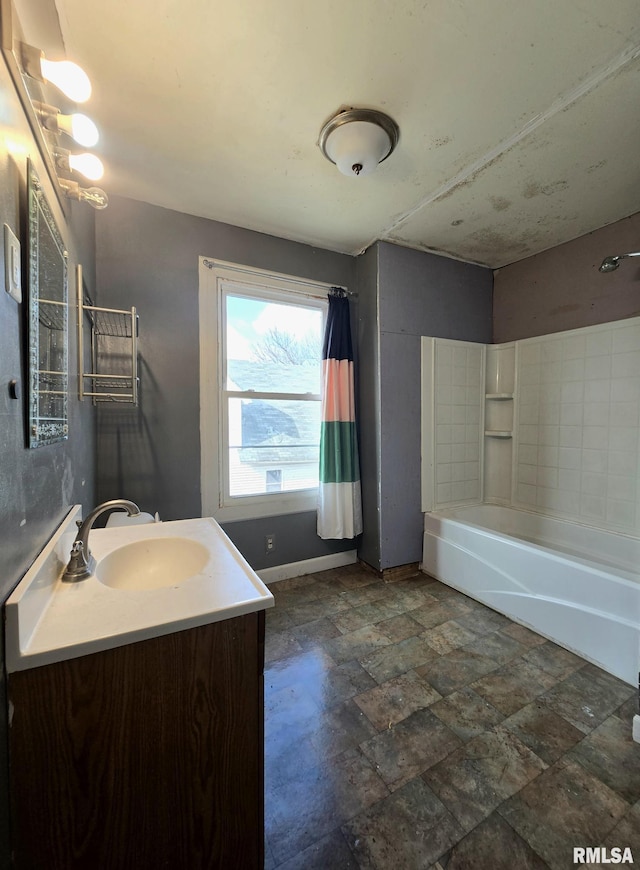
[381,562,421,582]
[358,559,421,583]
[257,550,358,584]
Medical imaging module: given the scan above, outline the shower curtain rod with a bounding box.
[294,283,357,300]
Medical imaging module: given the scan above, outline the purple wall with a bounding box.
[494,212,640,342]
[355,246,382,570]
[95,195,357,569]
[357,242,493,571]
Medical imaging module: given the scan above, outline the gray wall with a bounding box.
[0,57,97,870]
[355,245,381,569]
[494,212,640,342]
[95,207,495,574]
[360,242,493,571]
[95,195,357,569]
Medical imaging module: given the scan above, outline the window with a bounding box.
[199,259,331,521]
[266,470,283,492]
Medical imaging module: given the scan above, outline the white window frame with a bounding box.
[199,257,341,522]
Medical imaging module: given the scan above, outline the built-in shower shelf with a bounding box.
[484,430,512,438]
[485,393,513,400]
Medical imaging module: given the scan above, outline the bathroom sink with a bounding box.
[96,537,210,590]
[6,512,274,671]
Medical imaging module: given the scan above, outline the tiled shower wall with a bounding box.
[422,318,640,536]
[514,317,640,536]
[422,339,485,510]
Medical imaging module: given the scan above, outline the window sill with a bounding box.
[211,490,319,523]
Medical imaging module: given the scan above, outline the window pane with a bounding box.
[228,398,320,496]
[226,294,323,395]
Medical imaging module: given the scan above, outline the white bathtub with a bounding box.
[421,504,639,687]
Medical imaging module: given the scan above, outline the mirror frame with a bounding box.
[27,160,69,447]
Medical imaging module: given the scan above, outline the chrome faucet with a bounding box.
[62,499,141,582]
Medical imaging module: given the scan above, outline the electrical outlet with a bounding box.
[265,534,275,553]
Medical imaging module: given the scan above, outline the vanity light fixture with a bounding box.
[19,42,91,102]
[0,0,108,208]
[58,178,109,210]
[34,101,99,147]
[319,108,399,177]
[55,147,104,182]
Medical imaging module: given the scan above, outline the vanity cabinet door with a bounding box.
[9,611,265,870]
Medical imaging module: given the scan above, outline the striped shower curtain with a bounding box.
[317,289,363,539]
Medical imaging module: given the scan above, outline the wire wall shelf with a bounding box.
[92,308,136,339]
[77,265,139,405]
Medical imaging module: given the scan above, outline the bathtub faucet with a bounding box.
[62,499,141,582]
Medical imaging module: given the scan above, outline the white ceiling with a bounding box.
[50,0,640,267]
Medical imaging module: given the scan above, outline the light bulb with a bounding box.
[59,113,99,147]
[34,102,100,147]
[68,152,104,181]
[58,179,109,210]
[39,57,91,102]
[79,187,108,209]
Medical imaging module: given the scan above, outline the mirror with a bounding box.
[27,161,69,447]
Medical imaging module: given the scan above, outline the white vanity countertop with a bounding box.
[5,507,274,672]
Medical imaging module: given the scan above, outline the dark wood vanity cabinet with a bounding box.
[8,611,266,870]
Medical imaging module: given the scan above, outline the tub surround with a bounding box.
[421,337,486,513]
[513,318,640,536]
[5,505,274,672]
[422,317,640,537]
[483,343,516,503]
[421,318,640,726]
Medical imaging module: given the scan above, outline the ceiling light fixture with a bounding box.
[20,43,91,102]
[319,108,399,177]
[34,101,99,147]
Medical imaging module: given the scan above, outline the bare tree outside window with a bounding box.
[252,327,321,366]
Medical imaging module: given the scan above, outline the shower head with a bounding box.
[599,256,620,272]
[599,251,640,273]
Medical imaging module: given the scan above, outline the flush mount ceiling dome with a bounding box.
[319,108,399,177]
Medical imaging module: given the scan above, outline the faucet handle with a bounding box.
[62,540,91,582]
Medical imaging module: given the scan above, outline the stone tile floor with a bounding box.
[263,565,640,870]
